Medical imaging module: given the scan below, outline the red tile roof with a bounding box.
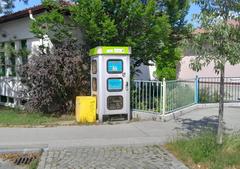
[0,1,72,24]
[227,19,240,26]
[192,20,240,34]
[0,5,46,24]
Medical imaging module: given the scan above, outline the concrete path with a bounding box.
[0,121,177,149]
[0,107,239,149]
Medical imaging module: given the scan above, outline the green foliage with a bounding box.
[199,88,220,103]
[30,0,191,80]
[166,132,240,169]
[31,1,73,45]
[28,159,39,169]
[155,0,191,80]
[70,0,171,68]
[188,0,240,73]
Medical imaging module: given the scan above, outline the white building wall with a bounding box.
[0,17,36,42]
[134,62,157,81]
[0,17,42,106]
[177,56,240,79]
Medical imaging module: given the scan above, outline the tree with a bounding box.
[0,0,28,14]
[188,0,240,144]
[31,0,190,80]
[70,0,171,70]
[155,0,191,79]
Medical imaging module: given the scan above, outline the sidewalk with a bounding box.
[0,120,179,150]
[0,107,239,150]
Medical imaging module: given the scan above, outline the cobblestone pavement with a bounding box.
[0,159,25,169]
[38,145,188,169]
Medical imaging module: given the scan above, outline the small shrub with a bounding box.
[199,88,220,103]
[20,42,90,114]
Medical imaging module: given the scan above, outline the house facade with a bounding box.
[0,5,47,106]
[177,55,240,79]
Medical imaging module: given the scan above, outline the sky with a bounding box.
[13,0,201,27]
[13,0,42,12]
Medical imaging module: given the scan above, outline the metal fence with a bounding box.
[131,80,163,113]
[165,80,195,113]
[199,77,240,103]
[131,77,240,116]
[131,79,196,115]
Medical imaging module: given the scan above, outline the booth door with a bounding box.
[104,56,130,115]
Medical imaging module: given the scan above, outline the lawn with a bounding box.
[165,132,240,169]
[0,106,75,126]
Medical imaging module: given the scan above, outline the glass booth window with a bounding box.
[92,77,97,91]
[107,60,123,73]
[107,78,123,92]
[92,60,97,74]
[107,96,123,110]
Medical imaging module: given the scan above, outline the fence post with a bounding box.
[194,75,199,104]
[162,78,166,118]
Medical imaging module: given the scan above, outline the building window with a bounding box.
[0,43,5,76]
[0,96,7,103]
[7,42,16,76]
[0,52,5,76]
[0,43,4,49]
[20,40,28,65]
[8,97,14,104]
[21,40,27,49]
[9,53,16,76]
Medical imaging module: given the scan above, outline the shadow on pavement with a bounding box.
[174,115,231,136]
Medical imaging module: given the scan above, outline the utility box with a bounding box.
[90,46,131,122]
[76,96,96,123]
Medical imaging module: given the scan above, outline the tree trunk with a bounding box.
[217,66,225,144]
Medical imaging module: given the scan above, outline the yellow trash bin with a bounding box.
[76,96,96,123]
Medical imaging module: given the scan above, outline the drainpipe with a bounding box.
[28,10,46,53]
[28,10,36,21]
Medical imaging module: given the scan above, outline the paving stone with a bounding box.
[37,145,188,169]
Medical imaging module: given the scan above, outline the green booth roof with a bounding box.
[89,46,131,56]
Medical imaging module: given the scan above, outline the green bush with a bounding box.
[199,88,220,103]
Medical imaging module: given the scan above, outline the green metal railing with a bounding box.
[131,79,196,115]
[165,79,195,113]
